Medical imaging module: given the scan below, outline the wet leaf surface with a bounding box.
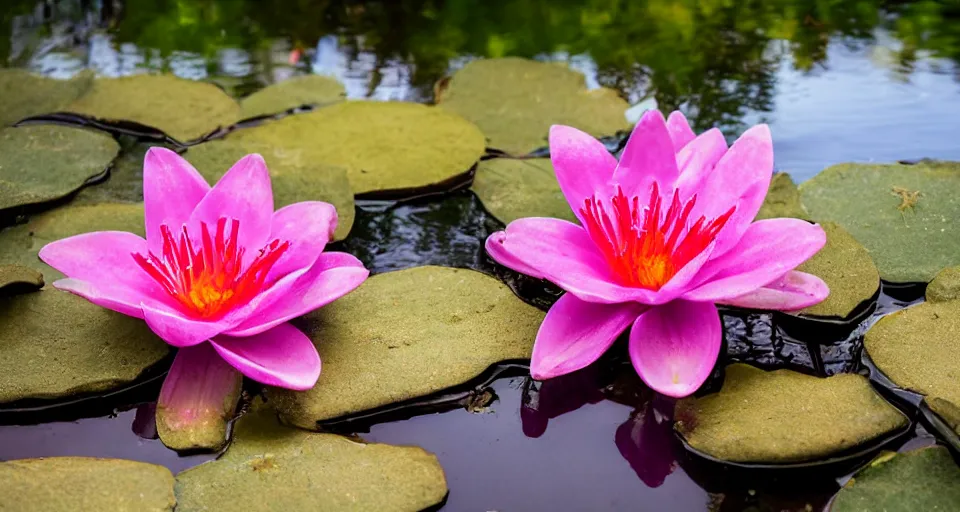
[471,157,577,224]
[925,266,960,303]
[239,74,345,119]
[0,69,93,127]
[793,222,880,319]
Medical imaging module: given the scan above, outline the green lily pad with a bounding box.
[755,173,811,221]
[267,266,544,428]
[471,157,576,224]
[0,457,175,512]
[0,288,169,403]
[0,264,43,294]
[66,74,240,142]
[674,363,908,463]
[174,403,448,512]
[73,143,155,205]
[926,397,960,435]
[925,266,960,303]
[829,446,960,511]
[793,222,879,318]
[436,57,630,155]
[231,101,485,196]
[0,69,94,127]
[0,125,120,210]
[800,161,960,283]
[239,75,345,119]
[185,138,355,240]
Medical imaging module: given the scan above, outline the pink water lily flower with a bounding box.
[486,110,829,397]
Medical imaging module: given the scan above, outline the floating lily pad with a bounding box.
[0,264,43,294]
[186,139,355,240]
[755,173,811,221]
[792,222,879,318]
[436,57,630,155]
[66,74,240,142]
[73,143,155,205]
[674,364,908,463]
[231,101,485,197]
[0,69,93,127]
[174,403,448,511]
[0,457,175,512]
[239,75,345,119]
[472,157,576,224]
[925,266,960,303]
[829,446,960,511]
[0,125,120,210]
[926,397,960,435]
[268,266,544,428]
[800,162,960,283]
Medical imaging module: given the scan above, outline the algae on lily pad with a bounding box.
[829,446,960,512]
[436,57,630,155]
[792,222,879,318]
[0,288,169,403]
[231,100,485,196]
[674,364,908,463]
[268,266,544,428]
[66,74,240,142]
[175,403,448,512]
[0,264,43,294]
[0,457,175,512]
[800,161,960,283]
[755,173,811,221]
[925,266,960,303]
[239,74,345,119]
[472,157,576,224]
[0,69,93,127]
[0,125,119,210]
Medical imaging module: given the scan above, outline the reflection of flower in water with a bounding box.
[519,365,605,438]
[615,397,678,488]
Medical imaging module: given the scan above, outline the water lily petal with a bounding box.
[531,293,646,379]
[549,124,618,224]
[666,111,696,151]
[717,271,829,311]
[266,201,338,280]
[143,148,211,254]
[485,231,545,279]
[141,303,234,347]
[675,128,727,191]
[210,322,321,390]
[614,109,680,198]
[629,300,721,398]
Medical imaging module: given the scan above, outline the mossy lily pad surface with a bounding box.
[73,143,155,205]
[0,457,175,512]
[793,222,879,318]
[239,74,345,119]
[174,403,448,512]
[268,266,545,428]
[0,125,119,210]
[436,57,630,155]
[925,266,960,303]
[0,288,169,403]
[471,157,577,224]
[65,74,240,142]
[829,446,960,511]
[0,264,43,294]
[0,69,93,127]
[674,364,908,464]
[755,173,811,221]
[800,161,960,283]
[231,100,486,196]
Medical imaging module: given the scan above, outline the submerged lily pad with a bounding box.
[925,266,960,303]
[755,173,811,221]
[0,457,175,512]
[0,69,93,127]
[186,139,355,240]
[268,266,544,428]
[436,57,630,155]
[792,222,880,318]
[674,364,908,463]
[0,125,120,210]
[471,157,576,224]
[800,161,960,283]
[175,403,447,511]
[231,101,485,196]
[829,446,960,511]
[66,74,240,142]
[0,264,43,294]
[239,75,345,119]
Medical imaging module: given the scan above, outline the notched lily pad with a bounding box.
[268,266,545,428]
[0,125,120,211]
[0,69,93,127]
[925,266,960,303]
[755,173,811,221]
[174,403,448,512]
[472,157,576,224]
[674,364,908,464]
[0,264,43,294]
[0,288,170,404]
[239,74,346,119]
[800,161,960,283]
[0,457,175,512]
[436,57,630,155]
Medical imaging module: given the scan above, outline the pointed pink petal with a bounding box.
[531,293,646,379]
[224,252,368,337]
[683,219,827,303]
[666,111,696,151]
[675,128,727,191]
[549,125,618,225]
[141,303,235,347]
[717,271,829,312]
[629,300,721,398]
[267,201,338,280]
[143,148,211,253]
[614,110,680,198]
[485,231,545,279]
[210,323,320,390]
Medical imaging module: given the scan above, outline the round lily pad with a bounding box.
[829,446,960,511]
[436,57,630,155]
[0,264,43,294]
[174,402,448,512]
[66,74,240,142]
[0,69,93,127]
[239,74,345,119]
[73,143,155,205]
[267,266,545,428]
[792,222,880,318]
[925,266,960,303]
[674,363,908,463]
[185,138,355,240]
[471,157,576,224]
[0,125,120,211]
[231,101,485,197]
[0,457,175,512]
[800,161,960,283]
[755,173,811,221]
